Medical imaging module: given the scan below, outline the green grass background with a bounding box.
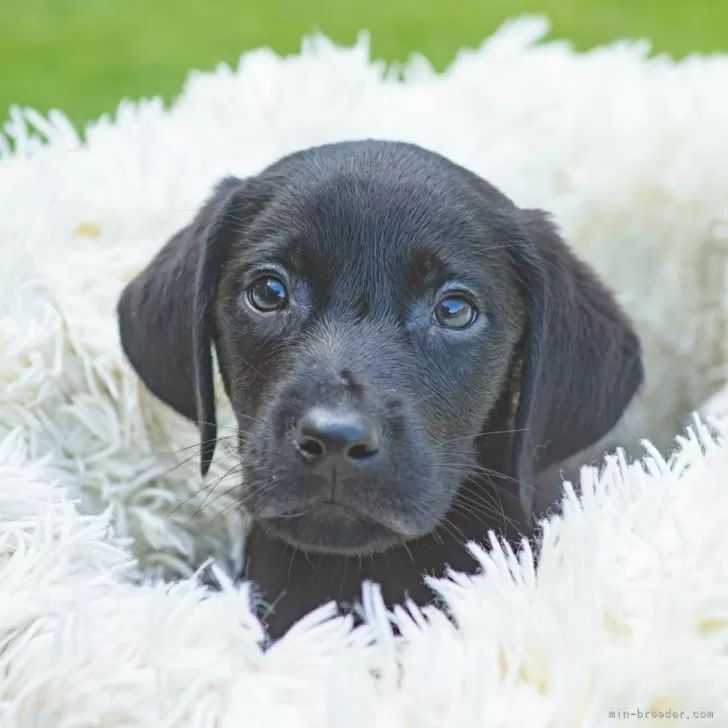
[2,0,728,130]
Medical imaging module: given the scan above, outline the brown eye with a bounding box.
[434,294,477,329]
[247,275,289,312]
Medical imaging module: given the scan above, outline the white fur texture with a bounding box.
[1,16,728,725]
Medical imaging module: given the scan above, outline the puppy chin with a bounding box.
[253,501,429,556]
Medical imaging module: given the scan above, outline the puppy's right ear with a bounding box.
[117,176,253,475]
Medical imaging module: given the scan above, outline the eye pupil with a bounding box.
[435,295,477,329]
[248,276,288,312]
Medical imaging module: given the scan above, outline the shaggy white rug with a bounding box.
[2,15,728,726]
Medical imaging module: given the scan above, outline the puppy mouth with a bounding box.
[255,500,422,556]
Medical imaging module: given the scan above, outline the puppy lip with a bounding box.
[255,500,362,522]
[258,503,413,556]
[255,499,424,540]
[253,504,309,520]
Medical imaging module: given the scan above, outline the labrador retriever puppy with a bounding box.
[118,140,643,638]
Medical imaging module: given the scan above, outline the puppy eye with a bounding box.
[247,275,289,312]
[434,294,478,330]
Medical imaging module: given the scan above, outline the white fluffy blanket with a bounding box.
[2,16,728,725]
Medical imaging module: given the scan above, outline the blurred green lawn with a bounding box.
[2,0,728,130]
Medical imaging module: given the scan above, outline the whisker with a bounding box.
[401,539,415,562]
[434,466,522,505]
[437,454,530,493]
[453,487,502,517]
[433,427,531,449]
[180,462,244,520]
[434,516,467,545]
[156,434,238,459]
[449,501,521,536]
[200,473,246,513]
[153,437,239,477]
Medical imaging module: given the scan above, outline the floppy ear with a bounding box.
[117,176,252,475]
[509,209,644,525]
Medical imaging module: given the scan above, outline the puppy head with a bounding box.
[118,140,643,556]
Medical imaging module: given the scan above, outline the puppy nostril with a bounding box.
[296,436,325,460]
[347,442,378,461]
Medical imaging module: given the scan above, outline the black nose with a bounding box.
[293,407,381,464]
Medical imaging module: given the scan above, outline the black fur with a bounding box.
[118,140,643,638]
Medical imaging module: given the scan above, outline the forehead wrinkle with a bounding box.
[326,260,398,321]
[289,177,411,297]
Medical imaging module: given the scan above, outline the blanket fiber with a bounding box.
[2,15,728,726]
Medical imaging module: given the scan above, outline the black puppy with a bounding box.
[118,140,643,637]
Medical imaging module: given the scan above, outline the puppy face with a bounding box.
[118,140,643,559]
[213,153,525,554]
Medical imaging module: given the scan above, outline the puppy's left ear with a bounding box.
[509,209,644,525]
